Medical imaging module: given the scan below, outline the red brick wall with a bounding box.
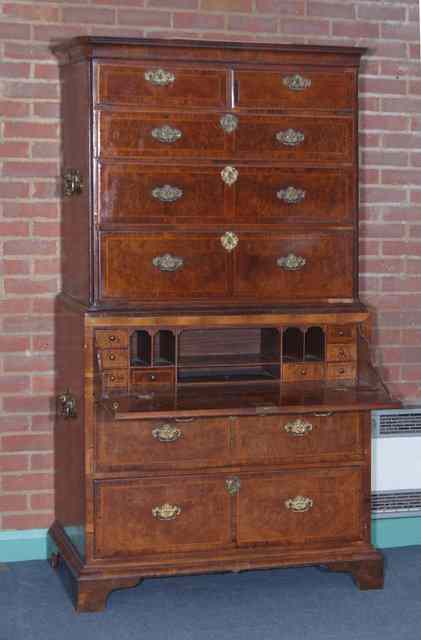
[0,0,420,531]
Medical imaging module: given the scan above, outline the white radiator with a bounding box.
[371,409,421,518]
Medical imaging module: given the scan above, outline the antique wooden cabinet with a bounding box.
[49,37,399,612]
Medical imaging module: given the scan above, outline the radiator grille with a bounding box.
[372,408,421,437]
[372,490,421,518]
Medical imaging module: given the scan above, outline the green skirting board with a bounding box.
[1,518,421,563]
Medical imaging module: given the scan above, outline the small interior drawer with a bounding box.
[102,370,128,389]
[327,325,357,343]
[327,344,357,362]
[98,349,128,370]
[326,362,357,380]
[95,330,128,349]
[282,362,324,382]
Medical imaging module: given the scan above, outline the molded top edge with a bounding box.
[51,35,368,59]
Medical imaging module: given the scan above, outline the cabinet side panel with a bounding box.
[54,298,86,557]
[60,60,92,304]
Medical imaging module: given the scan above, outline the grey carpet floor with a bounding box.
[1,546,421,640]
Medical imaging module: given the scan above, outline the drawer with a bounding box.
[328,324,357,343]
[235,412,363,464]
[93,474,233,557]
[97,163,227,225]
[235,69,355,111]
[97,111,353,164]
[131,368,174,390]
[102,369,128,389]
[98,349,128,370]
[99,232,230,302]
[282,362,324,382]
[327,344,357,362]
[97,163,353,226]
[95,329,128,349]
[96,63,227,108]
[233,232,354,302]
[95,414,232,471]
[236,467,363,546]
[326,362,357,381]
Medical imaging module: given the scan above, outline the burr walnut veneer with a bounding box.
[49,37,399,612]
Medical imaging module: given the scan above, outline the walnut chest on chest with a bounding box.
[49,37,399,612]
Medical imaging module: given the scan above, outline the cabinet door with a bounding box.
[237,468,363,547]
[233,232,354,302]
[93,475,233,558]
[99,232,230,301]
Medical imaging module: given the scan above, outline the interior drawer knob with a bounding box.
[285,496,313,512]
[277,186,306,204]
[108,353,116,361]
[276,128,305,147]
[151,124,182,144]
[152,503,181,520]
[283,73,312,91]
[283,418,313,436]
[152,424,182,442]
[108,335,116,342]
[144,68,175,86]
[152,253,184,272]
[277,253,306,271]
[152,184,183,203]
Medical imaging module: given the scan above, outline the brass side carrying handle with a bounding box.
[144,68,175,86]
[152,424,182,442]
[152,503,181,520]
[283,418,313,437]
[276,128,305,147]
[283,74,312,91]
[225,476,241,496]
[152,185,183,203]
[277,186,306,204]
[152,253,184,272]
[57,390,77,419]
[277,253,306,271]
[285,496,313,512]
[63,169,83,197]
[151,125,182,144]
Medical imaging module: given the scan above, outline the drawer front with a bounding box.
[235,413,363,464]
[235,69,355,111]
[95,415,232,471]
[233,232,354,302]
[95,329,128,349]
[97,163,227,225]
[97,111,229,159]
[237,468,363,546]
[93,475,232,557]
[327,344,357,362]
[236,168,354,225]
[326,362,357,381]
[102,369,128,389]
[328,324,357,343]
[99,232,230,301]
[97,111,353,164]
[97,64,228,108]
[235,114,353,163]
[98,349,128,370]
[282,362,324,382]
[131,368,174,391]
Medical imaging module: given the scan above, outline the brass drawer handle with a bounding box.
[152,253,184,272]
[283,74,311,91]
[221,165,238,186]
[144,68,175,86]
[151,125,182,144]
[152,185,183,203]
[225,476,241,496]
[220,113,238,133]
[313,412,333,417]
[221,231,239,252]
[284,418,313,436]
[276,128,305,147]
[152,503,181,520]
[277,253,306,271]
[277,186,306,204]
[152,424,182,442]
[63,169,83,197]
[285,496,313,512]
